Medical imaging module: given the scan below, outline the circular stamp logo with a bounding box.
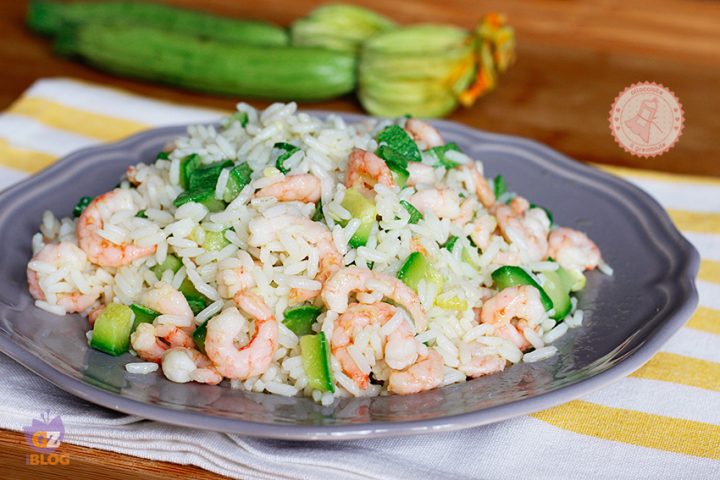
[609,82,684,157]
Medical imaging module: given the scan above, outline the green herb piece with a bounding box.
[494,175,507,199]
[442,235,459,251]
[179,153,202,190]
[273,142,301,174]
[72,196,93,218]
[135,209,147,218]
[156,151,170,161]
[400,200,423,224]
[426,142,462,169]
[229,111,249,127]
[223,162,253,203]
[376,125,421,163]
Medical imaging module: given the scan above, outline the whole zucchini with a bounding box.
[28,0,288,47]
[55,23,356,101]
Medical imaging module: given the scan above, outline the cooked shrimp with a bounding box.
[454,197,478,226]
[345,148,395,194]
[459,344,506,378]
[141,282,193,320]
[255,174,321,203]
[404,119,444,148]
[480,286,546,351]
[249,215,342,304]
[469,214,497,251]
[387,348,444,395]
[131,323,169,363]
[495,203,550,263]
[547,227,601,272]
[408,188,462,220]
[509,196,529,215]
[407,162,436,187]
[465,164,495,208]
[216,253,256,299]
[204,291,278,380]
[322,266,427,332]
[331,302,418,389]
[161,347,222,385]
[27,242,100,313]
[77,189,155,267]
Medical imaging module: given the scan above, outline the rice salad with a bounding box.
[27,102,609,403]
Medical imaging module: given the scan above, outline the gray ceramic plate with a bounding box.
[0,113,699,440]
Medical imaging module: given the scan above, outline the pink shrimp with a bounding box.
[469,214,498,251]
[547,227,601,272]
[408,188,462,219]
[254,174,321,203]
[321,266,427,332]
[479,286,546,351]
[161,347,222,385]
[407,162,436,187]
[77,189,155,267]
[345,148,395,194]
[27,242,100,313]
[404,119,444,149]
[494,203,550,263]
[465,164,496,208]
[387,348,444,395]
[204,291,278,380]
[459,344,506,378]
[331,302,418,390]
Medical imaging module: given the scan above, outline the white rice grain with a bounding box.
[125,362,159,374]
[523,346,558,363]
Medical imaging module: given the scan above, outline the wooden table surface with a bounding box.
[0,0,718,478]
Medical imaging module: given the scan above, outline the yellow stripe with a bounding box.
[686,307,720,336]
[0,139,57,173]
[631,352,720,392]
[667,209,720,234]
[7,96,150,142]
[533,400,720,459]
[699,259,720,284]
[597,164,720,187]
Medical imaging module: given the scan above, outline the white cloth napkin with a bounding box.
[0,79,718,479]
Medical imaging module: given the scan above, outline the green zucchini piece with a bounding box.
[541,270,572,320]
[151,254,182,279]
[300,332,335,393]
[400,200,423,224]
[283,305,323,336]
[557,266,586,292]
[339,188,377,248]
[129,303,160,331]
[173,188,226,212]
[192,320,208,355]
[72,196,93,218]
[397,252,444,292]
[223,162,252,202]
[90,303,134,356]
[491,265,553,311]
[203,229,230,252]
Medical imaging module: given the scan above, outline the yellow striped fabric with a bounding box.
[1,79,718,469]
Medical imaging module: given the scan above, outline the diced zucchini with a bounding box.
[178,278,208,315]
[203,229,230,251]
[541,270,571,320]
[435,295,467,311]
[339,188,377,248]
[192,320,208,355]
[72,196,93,218]
[400,200,423,224]
[491,265,554,311]
[300,332,335,393]
[90,303,134,356]
[223,162,252,203]
[397,252,444,292]
[283,305,322,336]
[188,160,234,191]
[129,303,160,331]
[173,188,226,212]
[557,266,586,292]
[179,153,202,189]
[151,254,182,279]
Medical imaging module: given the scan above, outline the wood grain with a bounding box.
[0,0,718,478]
